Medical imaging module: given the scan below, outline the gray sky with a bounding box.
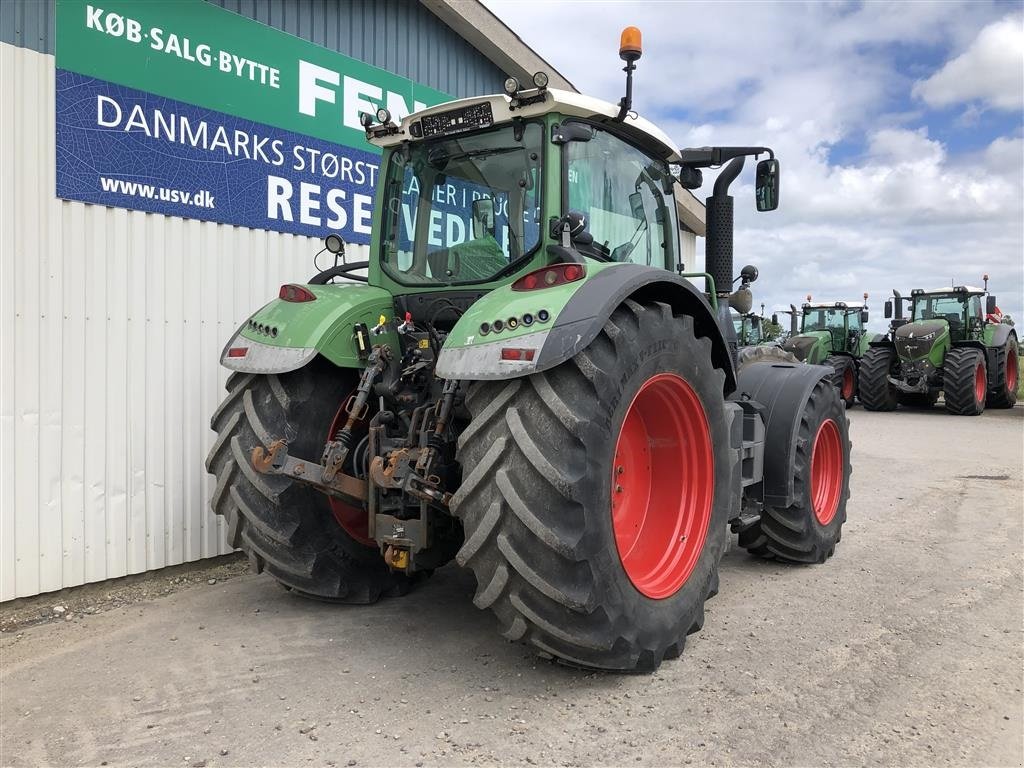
[485,0,1024,330]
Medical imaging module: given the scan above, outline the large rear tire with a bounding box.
[828,355,857,408]
[451,300,732,670]
[943,347,986,416]
[986,338,1018,408]
[738,378,850,563]
[205,359,412,602]
[858,346,899,411]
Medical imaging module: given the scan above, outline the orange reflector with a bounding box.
[500,348,536,362]
[619,26,642,60]
[228,347,249,358]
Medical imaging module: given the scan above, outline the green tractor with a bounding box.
[206,30,853,670]
[733,307,801,368]
[859,279,1018,414]
[732,310,768,346]
[780,295,877,407]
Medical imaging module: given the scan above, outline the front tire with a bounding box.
[858,346,899,411]
[986,338,1019,408]
[739,379,850,563]
[943,348,986,416]
[205,360,412,602]
[451,301,732,670]
[828,355,857,408]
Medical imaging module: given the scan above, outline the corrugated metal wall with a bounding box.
[0,42,370,600]
[0,0,507,98]
[0,0,507,601]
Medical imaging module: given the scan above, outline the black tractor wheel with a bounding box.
[738,378,850,563]
[205,359,412,602]
[942,347,987,416]
[986,338,1019,408]
[858,346,899,411]
[897,392,938,409]
[737,345,800,370]
[451,300,732,671]
[828,355,857,408]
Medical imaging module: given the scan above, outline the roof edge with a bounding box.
[419,0,576,92]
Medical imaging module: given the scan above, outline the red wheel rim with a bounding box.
[611,373,714,600]
[974,361,986,404]
[841,366,854,400]
[325,400,373,547]
[810,419,843,526]
[1007,348,1018,393]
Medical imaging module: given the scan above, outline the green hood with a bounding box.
[781,330,831,364]
[894,320,949,366]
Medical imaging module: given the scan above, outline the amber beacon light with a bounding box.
[619,26,642,62]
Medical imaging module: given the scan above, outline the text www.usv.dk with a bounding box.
[99,177,216,208]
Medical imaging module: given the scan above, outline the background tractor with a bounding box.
[205,29,853,671]
[780,296,877,407]
[732,307,800,368]
[859,279,1018,415]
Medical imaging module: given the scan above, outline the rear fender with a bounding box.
[219,283,397,373]
[735,360,832,508]
[435,262,736,393]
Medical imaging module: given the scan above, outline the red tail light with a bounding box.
[500,347,536,361]
[227,347,249,358]
[279,284,316,302]
[512,263,586,291]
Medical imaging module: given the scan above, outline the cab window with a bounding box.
[565,126,677,268]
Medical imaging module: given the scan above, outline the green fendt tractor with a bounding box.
[733,307,800,368]
[780,295,876,407]
[859,279,1018,415]
[206,29,853,670]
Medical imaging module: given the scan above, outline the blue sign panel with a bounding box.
[56,70,382,243]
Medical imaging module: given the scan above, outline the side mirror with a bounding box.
[755,158,780,212]
[740,264,759,283]
[884,300,893,319]
[772,313,779,325]
[861,310,869,324]
[324,234,345,255]
[472,198,495,239]
[628,192,645,220]
[986,295,997,314]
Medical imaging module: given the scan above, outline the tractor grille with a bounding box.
[782,336,817,362]
[895,320,945,360]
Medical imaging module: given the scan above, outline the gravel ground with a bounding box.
[1,407,1022,767]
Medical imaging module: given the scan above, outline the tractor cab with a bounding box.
[906,287,987,342]
[782,296,869,364]
[732,311,765,346]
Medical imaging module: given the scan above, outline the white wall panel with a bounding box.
[0,43,370,600]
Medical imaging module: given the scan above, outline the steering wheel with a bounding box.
[308,261,371,284]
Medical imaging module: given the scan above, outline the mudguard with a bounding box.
[985,323,1016,349]
[735,359,832,508]
[435,262,736,393]
[219,283,397,374]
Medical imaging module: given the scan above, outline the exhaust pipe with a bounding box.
[705,157,745,297]
[789,304,798,337]
[892,290,903,319]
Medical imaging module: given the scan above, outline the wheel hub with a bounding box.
[611,373,713,600]
[810,419,842,525]
[974,361,986,404]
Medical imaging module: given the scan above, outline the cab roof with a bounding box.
[913,286,985,296]
[369,88,681,163]
[803,302,867,310]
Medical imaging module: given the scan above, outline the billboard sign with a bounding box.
[55,0,451,242]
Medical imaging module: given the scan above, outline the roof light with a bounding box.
[512,263,586,291]
[532,71,549,89]
[375,107,391,124]
[279,284,316,302]
[619,26,642,62]
[503,77,520,96]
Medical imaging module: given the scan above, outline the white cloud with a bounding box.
[913,15,1024,111]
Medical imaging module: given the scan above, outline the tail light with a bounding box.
[512,263,586,291]
[500,347,536,361]
[279,284,316,302]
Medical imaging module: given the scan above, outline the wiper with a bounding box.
[427,146,523,165]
